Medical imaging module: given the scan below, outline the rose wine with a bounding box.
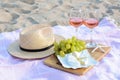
[84,18,99,28]
[69,18,83,28]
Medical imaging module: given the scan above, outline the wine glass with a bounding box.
[69,8,84,38]
[84,9,100,48]
[84,9,107,53]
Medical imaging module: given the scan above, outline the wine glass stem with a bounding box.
[76,28,78,38]
[90,29,93,45]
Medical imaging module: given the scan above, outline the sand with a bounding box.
[0,0,120,32]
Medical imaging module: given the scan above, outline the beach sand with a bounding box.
[0,0,120,32]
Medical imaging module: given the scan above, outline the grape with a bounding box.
[54,42,58,48]
[61,47,66,52]
[60,41,65,48]
[60,51,65,57]
[67,39,72,44]
[76,47,80,52]
[54,36,86,57]
[54,47,58,51]
[71,46,76,52]
[66,49,71,53]
[72,42,76,46]
[66,44,71,49]
[55,50,59,55]
[72,36,76,41]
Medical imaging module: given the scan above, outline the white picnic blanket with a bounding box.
[0,17,120,80]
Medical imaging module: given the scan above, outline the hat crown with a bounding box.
[20,25,54,50]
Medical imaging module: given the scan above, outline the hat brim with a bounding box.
[7,35,64,59]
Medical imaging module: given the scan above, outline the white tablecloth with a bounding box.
[0,17,120,80]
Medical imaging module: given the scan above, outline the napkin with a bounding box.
[57,49,98,69]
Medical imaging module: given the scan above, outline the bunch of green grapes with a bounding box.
[54,36,86,57]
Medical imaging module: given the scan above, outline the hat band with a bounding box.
[20,44,53,52]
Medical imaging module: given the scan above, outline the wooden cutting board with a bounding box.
[44,47,111,75]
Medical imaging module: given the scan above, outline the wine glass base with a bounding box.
[86,42,97,48]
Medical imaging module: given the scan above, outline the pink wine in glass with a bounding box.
[69,18,83,28]
[84,18,99,28]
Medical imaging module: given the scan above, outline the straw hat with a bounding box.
[8,24,64,59]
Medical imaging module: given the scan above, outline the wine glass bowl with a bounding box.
[84,18,99,29]
[69,17,83,28]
